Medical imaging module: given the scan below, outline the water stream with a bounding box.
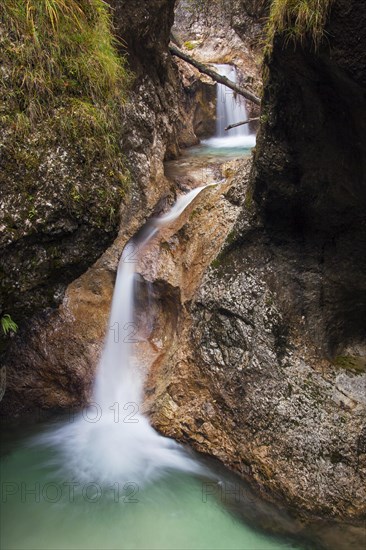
[1,121,343,549]
[0,171,319,549]
[36,187,211,487]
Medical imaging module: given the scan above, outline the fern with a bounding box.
[1,314,18,335]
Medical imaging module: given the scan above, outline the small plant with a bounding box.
[183,40,197,51]
[1,314,18,335]
[210,257,222,269]
[109,206,115,225]
[244,188,253,209]
[70,186,81,202]
[28,205,37,219]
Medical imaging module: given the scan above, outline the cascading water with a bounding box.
[39,186,211,486]
[2,172,330,550]
[204,64,256,149]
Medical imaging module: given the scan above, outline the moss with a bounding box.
[245,188,254,210]
[265,294,274,307]
[210,254,226,269]
[333,356,366,375]
[70,186,82,202]
[28,206,37,220]
[265,0,334,53]
[226,230,237,245]
[160,241,171,251]
[183,40,196,50]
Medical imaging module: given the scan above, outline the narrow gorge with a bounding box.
[0,1,365,549]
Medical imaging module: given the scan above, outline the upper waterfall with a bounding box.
[204,64,256,149]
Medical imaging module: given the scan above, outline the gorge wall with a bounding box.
[146,0,366,524]
[0,0,182,414]
[1,0,365,531]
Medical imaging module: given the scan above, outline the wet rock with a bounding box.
[173,0,263,124]
[147,158,366,522]
[147,0,366,523]
[0,0,181,415]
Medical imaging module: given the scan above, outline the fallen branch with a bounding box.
[225,117,260,131]
[169,44,261,106]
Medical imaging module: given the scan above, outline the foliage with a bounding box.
[265,0,334,51]
[1,314,18,335]
[0,0,131,163]
[183,40,197,50]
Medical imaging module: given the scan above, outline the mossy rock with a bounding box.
[333,356,366,375]
[0,0,133,358]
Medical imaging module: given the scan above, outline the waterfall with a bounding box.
[94,184,209,409]
[39,187,212,486]
[204,64,256,149]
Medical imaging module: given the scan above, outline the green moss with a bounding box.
[333,356,366,375]
[226,230,237,245]
[265,0,334,53]
[210,256,223,269]
[11,147,41,172]
[183,40,197,51]
[265,294,274,307]
[70,186,82,202]
[28,206,37,220]
[244,188,254,210]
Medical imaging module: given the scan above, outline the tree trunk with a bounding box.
[169,45,261,107]
[225,117,260,130]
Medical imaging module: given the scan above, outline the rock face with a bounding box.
[174,0,265,71]
[147,161,366,524]
[173,57,217,146]
[0,4,128,356]
[0,0,181,414]
[173,0,263,123]
[146,0,366,524]
[252,0,366,357]
[1,0,365,533]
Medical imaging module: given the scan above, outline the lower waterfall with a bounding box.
[39,186,210,486]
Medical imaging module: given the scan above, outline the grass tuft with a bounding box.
[265,0,334,52]
[0,0,131,162]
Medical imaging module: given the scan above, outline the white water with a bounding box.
[39,187,212,486]
[204,64,256,149]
